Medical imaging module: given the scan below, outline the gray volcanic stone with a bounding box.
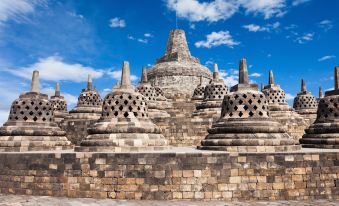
[0,71,72,151]
[198,59,300,152]
[300,66,339,148]
[50,83,68,124]
[76,61,170,152]
[262,70,307,140]
[147,29,212,97]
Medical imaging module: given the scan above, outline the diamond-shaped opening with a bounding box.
[25,106,30,110]
[258,100,261,104]
[120,95,123,99]
[229,112,233,117]
[42,117,46,121]
[29,111,34,116]
[124,112,129,117]
[252,94,256,98]
[239,111,243,117]
[234,94,239,99]
[30,101,34,105]
[46,112,49,116]
[234,105,238,111]
[115,100,119,105]
[334,103,338,108]
[34,106,39,111]
[134,112,138,117]
[23,116,28,121]
[239,100,243,104]
[249,111,254,117]
[15,116,19,120]
[114,111,119,116]
[111,106,115,111]
[119,105,124,111]
[243,105,248,110]
[42,107,46,110]
[129,106,133,111]
[20,111,24,115]
[33,116,38,121]
[253,105,258,110]
[124,100,128,105]
[243,94,247,98]
[229,100,233,105]
[248,99,252,104]
[259,111,263,116]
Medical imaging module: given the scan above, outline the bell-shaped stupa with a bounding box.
[192,64,228,119]
[147,29,212,97]
[198,59,300,152]
[50,83,68,124]
[136,66,170,118]
[192,76,206,101]
[76,61,169,152]
[0,71,72,151]
[262,70,307,140]
[300,67,339,148]
[293,79,318,125]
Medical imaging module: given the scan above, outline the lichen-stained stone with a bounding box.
[300,66,339,148]
[198,59,300,152]
[192,64,228,120]
[293,79,318,125]
[262,70,307,140]
[76,61,170,152]
[62,75,102,145]
[147,29,212,97]
[0,71,72,152]
[136,66,170,118]
[50,83,68,125]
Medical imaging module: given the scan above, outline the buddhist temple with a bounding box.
[192,76,206,101]
[50,83,68,124]
[0,71,72,151]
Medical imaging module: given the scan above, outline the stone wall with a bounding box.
[0,150,338,200]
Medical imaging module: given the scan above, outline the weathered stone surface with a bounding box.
[199,59,299,152]
[0,71,72,151]
[147,29,212,97]
[50,83,68,125]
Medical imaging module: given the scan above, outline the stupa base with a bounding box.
[198,145,301,152]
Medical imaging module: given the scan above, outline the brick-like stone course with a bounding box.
[0,150,338,200]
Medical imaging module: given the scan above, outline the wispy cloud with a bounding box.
[243,22,280,32]
[106,70,138,82]
[285,93,295,100]
[3,56,104,82]
[240,0,286,19]
[250,73,262,77]
[318,20,333,31]
[294,32,314,44]
[127,33,153,44]
[292,0,311,6]
[109,17,126,28]
[318,55,336,62]
[195,31,239,48]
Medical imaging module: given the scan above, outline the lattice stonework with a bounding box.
[221,92,269,118]
[8,98,53,123]
[263,89,287,104]
[136,85,156,101]
[154,87,165,97]
[50,99,67,112]
[101,93,148,119]
[293,95,318,110]
[316,96,339,122]
[193,86,205,98]
[77,91,102,107]
[204,83,228,100]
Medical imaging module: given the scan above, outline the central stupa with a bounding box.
[147,29,212,97]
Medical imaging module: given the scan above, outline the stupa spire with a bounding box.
[213,63,219,80]
[120,61,132,89]
[141,66,148,83]
[239,58,249,84]
[55,83,60,97]
[301,79,306,92]
[30,70,40,93]
[269,70,275,85]
[335,66,339,90]
[319,86,323,98]
[87,74,93,90]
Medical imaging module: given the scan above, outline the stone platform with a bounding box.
[0,148,338,201]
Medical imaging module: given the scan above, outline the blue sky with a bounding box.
[0,0,338,124]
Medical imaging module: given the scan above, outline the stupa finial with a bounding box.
[55,83,60,97]
[87,74,93,90]
[141,66,148,83]
[120,61,132,89]
[30,70,40,93]
[199,75,203,85]
[269,70,275,85]
[301,79,306,92]
[319,86,323,98]
[261,83,264,91]
[213,63,219,80]
[239,58,249,84]
[335,66,339,90]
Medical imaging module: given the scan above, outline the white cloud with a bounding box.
[292,0,311,6]
[41,87,78,106]
[295,33,314,44]
[106,70,138,82]
[318,55,336,62]
[128,35,150,44]
[109,17,126,28]
[4,56,104,82]
[285,93,295,100]
[243,22,280,32]
[0,0,44,24]
[137,38,148,44]
[144,33,153,38]
[250,73,261,77]
[240,0,286,19]
[166,0,238,22]
[195,31,239,48]
[318,20,333,31]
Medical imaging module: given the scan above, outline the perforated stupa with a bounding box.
[50,83,68,124]
[0,71,72,151]
[300,66,339,148]
[198,59,300,152]
[76,61,169,152]
[192,76,206,101]
[147,29,211,97]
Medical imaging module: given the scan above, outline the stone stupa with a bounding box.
[0,71,72,152]
[262,70,307,140]
[293,79,318,125]
[136,66,170,118]
[50,83,68,124]
[192,76,206,102]
[198,59,300,152]
[76,61,170,152]
[147,29,211,97]
[318,86,323,102]
[300,66,339,148]
[63,74,102,145]
[192,63,228,120]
